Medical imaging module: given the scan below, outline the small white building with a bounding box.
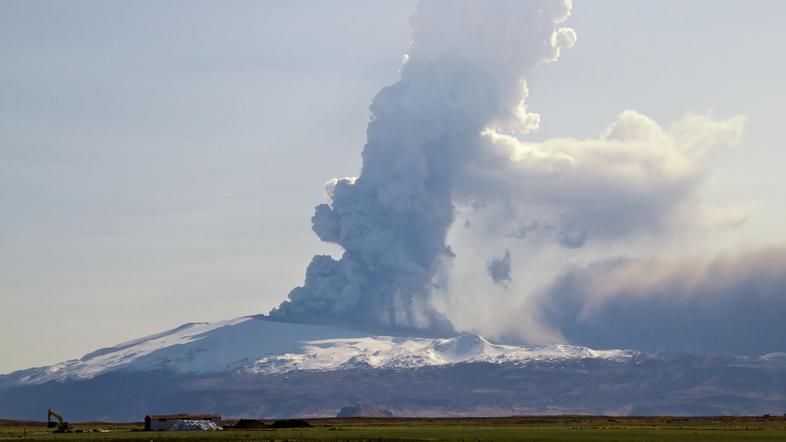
[144,413,221,431]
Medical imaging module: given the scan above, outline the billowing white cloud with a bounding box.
[462,110,746,247]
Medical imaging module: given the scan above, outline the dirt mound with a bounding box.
[233,418,267,429]
[271,419,312,428]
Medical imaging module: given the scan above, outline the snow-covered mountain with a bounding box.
[2,316,786,420]
[2,316,633,385]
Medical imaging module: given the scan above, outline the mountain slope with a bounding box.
[1,316,632,385]
[1,316,785,420]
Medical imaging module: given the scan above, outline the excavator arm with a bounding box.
[47,408,63,425]
[47,408,69,431]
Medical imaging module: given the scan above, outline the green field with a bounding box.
[2,416,786,441]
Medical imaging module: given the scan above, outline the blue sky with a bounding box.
[2,0,785,373]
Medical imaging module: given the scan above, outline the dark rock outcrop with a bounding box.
[337,405,393,418]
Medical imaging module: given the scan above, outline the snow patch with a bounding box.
[3,317,635,385]
[246,334,635,374]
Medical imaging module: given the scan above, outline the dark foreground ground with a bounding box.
[2,416,786,441]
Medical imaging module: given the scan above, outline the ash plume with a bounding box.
[542,249,786,355]
[270,0,576,333]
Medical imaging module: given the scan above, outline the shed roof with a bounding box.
[146,414,220,420]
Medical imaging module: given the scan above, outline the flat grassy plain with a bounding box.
[2,416,786,441]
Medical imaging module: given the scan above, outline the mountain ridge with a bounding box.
[0,316,635,385]
[2,316,785,420]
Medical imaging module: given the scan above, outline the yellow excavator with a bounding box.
[47,408,71,433]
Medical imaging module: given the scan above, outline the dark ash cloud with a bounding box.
[541,248,786,355]
[486,250,512,285]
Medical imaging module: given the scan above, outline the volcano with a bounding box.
[2,316,785,420]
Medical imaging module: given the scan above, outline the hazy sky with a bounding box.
[2,1,785,373]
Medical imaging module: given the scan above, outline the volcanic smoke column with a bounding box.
[270,0,576,332]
